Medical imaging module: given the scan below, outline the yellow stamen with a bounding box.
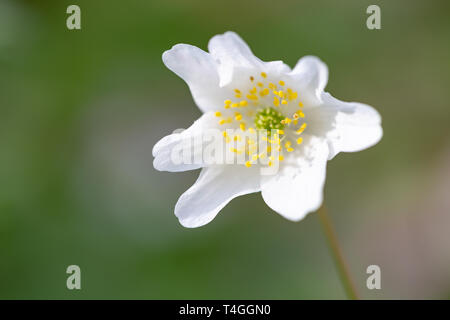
[296,123,307,134]
[273,97,280,107]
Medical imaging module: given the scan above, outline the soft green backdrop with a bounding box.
[1,0,449,299]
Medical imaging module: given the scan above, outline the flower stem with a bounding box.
[317,205,359,300]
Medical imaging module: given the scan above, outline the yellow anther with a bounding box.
[248,127,255,133]
[285,141,292,148]
[235,93,242,98]
[257,82,264,87]
[277,129,284,134]
[215,111,222,117]
[222,131,227,137]
[278,155,284,161]
[260,88,269,97]
[284,117,292,124]
[278,91,285,98]
[246,94,258,100]
[279,80,285,86]
[281,99,287,105]
[235,112,242,121]
[245,161,252,168]
[234,135,242,142]
[296,123,307,134]
[296,137,303,144]
[273,97,280,107]
[225,99,232,105]
[239,100,248,107]
[269,156,275,161]
[297,111,305,118]
[231,103,239,108]
[234,89,241,94]
[224,104,230,109]
[286,147,294,152]
[289,91,298,100]
[261,72,267,78]
[219,119,226,125]
[268,161,273,167]
[298,101,304,107]
[240,122,246,131]
[293,119,298,125]
[250,87,257,94]
[268,83,276,90]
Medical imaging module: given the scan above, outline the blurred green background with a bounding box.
[1,0,449,299]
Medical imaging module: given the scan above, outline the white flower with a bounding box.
[153,31,382,228]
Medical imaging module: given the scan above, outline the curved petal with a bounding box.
[319,93,383,159]
[288,56,329,106]
[153,112,219,172]
[162,44,228,112]
[208,31,291,86]
[260,136,329,221]
[175,165,261,228]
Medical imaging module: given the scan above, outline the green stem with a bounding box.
[317,205,359,300]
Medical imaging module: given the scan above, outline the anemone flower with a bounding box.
[153,31,382,229]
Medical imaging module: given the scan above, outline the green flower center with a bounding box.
[254,107,285,133]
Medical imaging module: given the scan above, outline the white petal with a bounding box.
[153,112,218,172]
[319,93,383,159]
[208,31,291,86]
[175,165,260,228]
[289,56,329,106]
[260,136,329,221]
[162,44,227,112]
